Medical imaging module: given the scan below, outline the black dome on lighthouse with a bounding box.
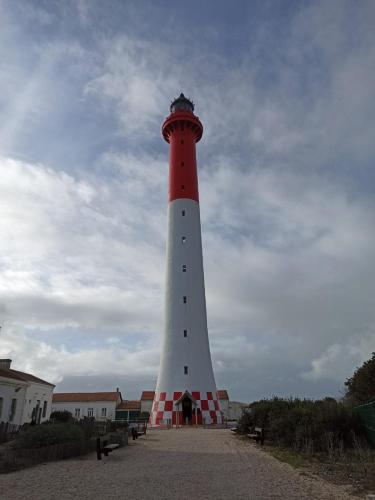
[170,93,194,113]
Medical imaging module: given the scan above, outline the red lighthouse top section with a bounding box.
[162,94,203,203]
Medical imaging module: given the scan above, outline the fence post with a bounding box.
[96,437,102,460]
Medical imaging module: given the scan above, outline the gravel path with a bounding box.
[0,428,356,499]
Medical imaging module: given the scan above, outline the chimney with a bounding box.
[0,359,12,369]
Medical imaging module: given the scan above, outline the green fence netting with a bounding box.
[355,400,375,446]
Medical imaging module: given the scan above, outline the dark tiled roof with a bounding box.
[217,390,229,400]
[117,400,141,410]
[53,392,120,403]
[141,391,155,400]
[0,367,54,387]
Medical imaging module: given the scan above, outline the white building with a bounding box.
[115,400,141,421]
[217,390,229,416]
[140,391,154,415]
[52,391,122,420]
[216,391,248,420]
[0,359,55,426]
[227,401,249,421]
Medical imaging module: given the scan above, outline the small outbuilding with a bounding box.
[52,391,122,421]
[140,391,154,415]
[115,400,141,422]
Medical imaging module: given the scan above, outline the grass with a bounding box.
[263,443,375,496]
[265,445,318,468]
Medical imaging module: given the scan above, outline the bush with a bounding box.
[238,397,367,453]
[14,423,84,449]
[76,417,97,439]
[110,420,129,432]
[50,411,74,423]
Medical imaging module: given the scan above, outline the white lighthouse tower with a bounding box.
[150,94,222,426]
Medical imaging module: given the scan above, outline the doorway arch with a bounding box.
[175,391,198,425]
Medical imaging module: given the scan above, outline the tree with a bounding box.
[345,352,375,405]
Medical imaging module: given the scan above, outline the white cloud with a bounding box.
[302,330,375,383]
[0,156,165,331]
[2,151,374,397]
[0,0,374,400]
[85,35,181,137]
[0,328,159,385]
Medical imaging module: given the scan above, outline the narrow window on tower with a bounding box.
[183,296,187,303]
[182,236,186,244]
[181,161,184,166]
[182,265,186,272]
[181,185,185,191]
[182,210,185,216]
[183,330,187,338]
[184,366,188,375]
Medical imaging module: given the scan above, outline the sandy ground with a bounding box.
[0,428,357,500]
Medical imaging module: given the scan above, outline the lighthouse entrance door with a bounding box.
[175,391,197,426]
[182,396,192,424]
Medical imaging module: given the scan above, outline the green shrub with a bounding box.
[76,418,97,439]
[238,397,366,453]
[14,423,84,449]
[110,420,129,432]
[50,410,74,423]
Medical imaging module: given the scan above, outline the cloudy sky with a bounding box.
[0,0,374,402]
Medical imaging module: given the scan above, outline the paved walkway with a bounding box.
[0,428,356,499]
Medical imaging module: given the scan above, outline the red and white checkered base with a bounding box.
[150,391,223,426]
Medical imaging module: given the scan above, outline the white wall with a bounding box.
[219,398,229,417]
[156,199,218,395]
[52,401,117,420]
[0,377,27,425]
[0,377,54,425]
[227,401,248,421]
[140,400,152,414]
[22,383,54,424]
[217,399,247,421]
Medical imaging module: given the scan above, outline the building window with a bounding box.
[182,210,185,216]
[181,185,185,191]
[181,161,184,166]
[184,330,187,338]
[42,401,47,418]
[0,397,3,419]
[182,265,187,272]
[101,408,107,417]
[182,236,186,243]
[75,408,81,419]
[87,408,94,418]
[9,398,17,422]
[183,296,187,303]
[184,366,188,375]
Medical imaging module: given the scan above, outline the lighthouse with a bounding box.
[150,94,222,426]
